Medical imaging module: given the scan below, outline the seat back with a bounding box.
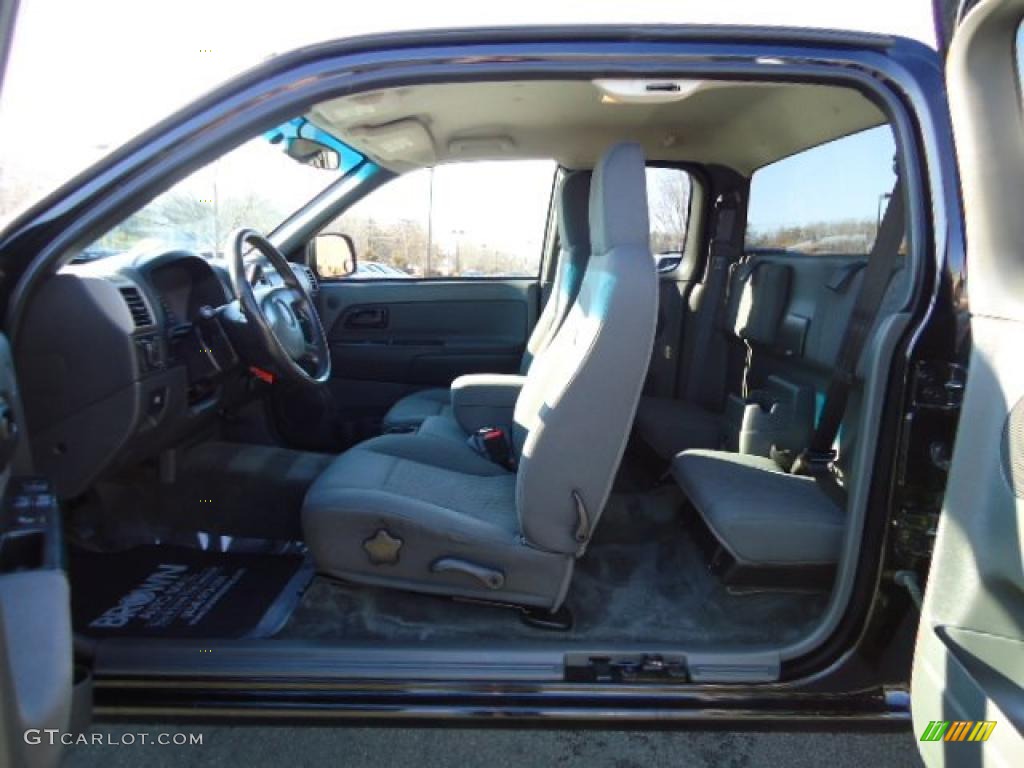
[520,170,592,373]
[512,143,657,555]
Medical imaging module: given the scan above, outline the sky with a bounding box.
[748,125,898,232]
[0,0,938,234]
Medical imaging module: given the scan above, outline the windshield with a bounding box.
[79,123,363,261]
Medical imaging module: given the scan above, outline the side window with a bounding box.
[745,126,897,256]
[318,160,556,279]
[645,167,692,255]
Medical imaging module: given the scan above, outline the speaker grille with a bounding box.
[1002,396,1024,498]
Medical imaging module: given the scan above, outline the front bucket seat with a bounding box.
[301,143,656,610]
[380,169,593,433]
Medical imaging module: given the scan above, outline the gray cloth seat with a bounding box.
[634,256,802,460]
[417,412,470,443]
[634,259,799,460]
[672,449,845,566]
[302,433,572,607]
[380,170,592,433]
[381,388,452,432]
[634,397,724,459]
[303,143,656,610]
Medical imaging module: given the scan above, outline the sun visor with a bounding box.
[345,119,436,170]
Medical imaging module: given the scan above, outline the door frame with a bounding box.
[0,26,958,698]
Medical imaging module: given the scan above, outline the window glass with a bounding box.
[646,167,692,255]
[323,160,556,279]
[1017,22,1024,99]
[82,132,356,261]
[1019,22,1024,81]
[745,126,897,255]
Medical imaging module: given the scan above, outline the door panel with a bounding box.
[317,278,538,422]
[0,334,73,768]
[912,320,1024,766]
[913,0,1024,764]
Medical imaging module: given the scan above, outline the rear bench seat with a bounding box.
[672,450,844,568]
[633,397,723,459]
[644,250,906,579]
[635,257,800,459]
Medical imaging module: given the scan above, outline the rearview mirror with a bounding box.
[286,138,341,170]
[312,233,357,278]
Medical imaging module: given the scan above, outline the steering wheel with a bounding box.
[228,228,331,387]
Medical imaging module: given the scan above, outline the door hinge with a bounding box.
[565,653,688,683]
[891,361,965,569]
[911,360,966,411]
[891,505,941,566]
[896,362,966,498]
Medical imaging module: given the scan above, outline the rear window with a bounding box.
[745,126,897,256]
[646,166,692,255]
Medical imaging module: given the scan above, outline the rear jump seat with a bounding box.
[636,258,795,459]
[645,254,906,577]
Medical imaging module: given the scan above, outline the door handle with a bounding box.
[344,307,389,329]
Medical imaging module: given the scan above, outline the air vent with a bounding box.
[302,265,319,294]
[119,286,153,328]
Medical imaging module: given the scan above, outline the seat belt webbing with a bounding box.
[685,193,742,409]
[793,178,906,476]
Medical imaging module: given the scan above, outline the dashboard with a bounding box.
[15,246,316,498]
[142,255,239,404]
[149,258,230,330]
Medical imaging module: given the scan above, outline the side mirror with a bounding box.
[286,138,341,170]
[312,233,357,278]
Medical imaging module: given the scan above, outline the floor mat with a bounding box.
[70,545,313,639]
[279,486,829,647]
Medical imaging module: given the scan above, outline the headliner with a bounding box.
[308,78,887,176]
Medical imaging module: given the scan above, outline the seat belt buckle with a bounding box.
[469,427,517,470]
[792,448,836,476]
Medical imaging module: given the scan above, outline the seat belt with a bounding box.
[468,426,517,471]
[685,192,743,410]
[792,177,906,478]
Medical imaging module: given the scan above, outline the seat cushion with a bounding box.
[672,449,845,566]
[302,433,572,609]
[635,397,724,459]
[417,414,469,443]
[381,388,452,431]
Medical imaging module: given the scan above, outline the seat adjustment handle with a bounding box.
[431,557,505,590]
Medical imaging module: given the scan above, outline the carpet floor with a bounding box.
[279,484,829,647]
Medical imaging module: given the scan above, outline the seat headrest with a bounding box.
[589,142,650,254]
[557,170,592,252]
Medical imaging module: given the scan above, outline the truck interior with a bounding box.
[11,75,920,682]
